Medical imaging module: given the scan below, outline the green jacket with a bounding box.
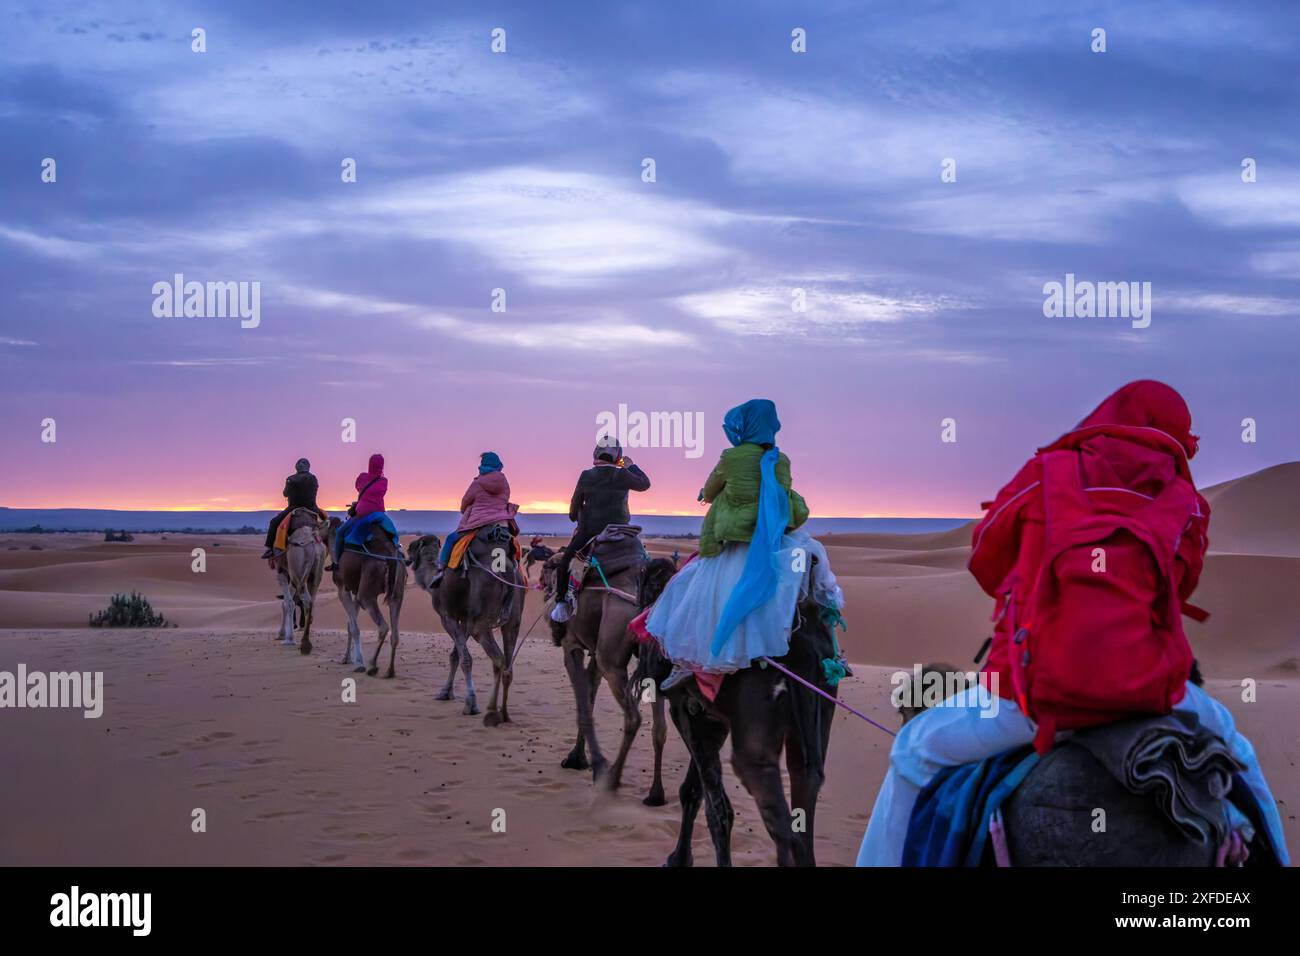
[698,443,809,557]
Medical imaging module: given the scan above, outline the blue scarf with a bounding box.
[711,400,790,654]
[479,451,503,475]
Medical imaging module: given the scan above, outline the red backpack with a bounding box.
[971,426,1209,754]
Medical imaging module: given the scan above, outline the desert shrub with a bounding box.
[89,591,171,628]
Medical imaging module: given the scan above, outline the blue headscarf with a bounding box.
[479,451,503,475]
[711,399,790,654]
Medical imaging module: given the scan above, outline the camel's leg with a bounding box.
[335,587,353,664]
[561,654,598,770]
[671,698,733,867]
[435,639,460,701]
[665,757,702,867]
[299,584,314,656]
[364,596,388,677]
[730,718,798,867]
[338,590,366,672]
[478,627,506,728]
[598,639,639,793]
[497,614,518,725]
[785,730,824,867]
[562,643,606,782]
[457,633,479,715]
[384,590,401,679]
[645,693,668,807]
[278,577,296,644]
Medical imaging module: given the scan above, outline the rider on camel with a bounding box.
[550,437,651,622]
[328,453,389,570]
[429,452,518,586]
[262,458,327,560]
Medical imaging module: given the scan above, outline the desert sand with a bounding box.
[1,463,1297,865]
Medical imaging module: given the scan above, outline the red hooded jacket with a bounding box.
[353,454,388,518]
[969,382,1210,721]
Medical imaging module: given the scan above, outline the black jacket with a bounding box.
[568,463,650,539]
[283,472,321,511]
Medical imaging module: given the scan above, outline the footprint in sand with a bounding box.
[255,809,304,821]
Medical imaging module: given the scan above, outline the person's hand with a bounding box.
[620,455,633,467]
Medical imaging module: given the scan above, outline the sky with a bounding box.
[1,0,1298,517]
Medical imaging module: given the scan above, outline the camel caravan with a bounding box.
[261,389,1290,868]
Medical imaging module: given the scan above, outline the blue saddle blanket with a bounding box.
[903,746,1038,866]
[344,512,399,551]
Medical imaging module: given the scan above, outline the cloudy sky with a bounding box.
[1,0,1298,516]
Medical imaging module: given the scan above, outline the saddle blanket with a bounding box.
[449,526,523,570]
[275,509,323,551]
[344,512,400,551]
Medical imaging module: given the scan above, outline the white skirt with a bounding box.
[646,532,812,674]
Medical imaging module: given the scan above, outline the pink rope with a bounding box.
[759,656,896,737]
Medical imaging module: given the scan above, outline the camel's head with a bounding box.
[539,552,563,598]
[894,661,966,725]
[637,557,677,608]
[406,534,442,590]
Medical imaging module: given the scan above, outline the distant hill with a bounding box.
[0,507,966,538]
[1200,461,1300,556]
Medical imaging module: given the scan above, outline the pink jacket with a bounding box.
[456,470,518,532]
[353,454,388,517]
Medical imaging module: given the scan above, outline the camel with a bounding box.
[522,542,555,586]
[634,591,838,866]
[895,664,1270,866]
[407,528,524,727]
[541,552,676,804]
[273,508,327,654]
[324,516,406,677]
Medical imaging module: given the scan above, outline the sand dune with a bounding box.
[1,461,1297,864]
[1201,462,1300,557]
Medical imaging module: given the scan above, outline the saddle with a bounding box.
[274,507,324,552]
[584,524,647,580]
[342,512,401,557]
[903,713,1269,867]
[447,522,522,571]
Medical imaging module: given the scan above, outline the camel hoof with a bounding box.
[383,670,395,679]
[663,852,692,868]
[366,666,379,676]
[434,689,454,701]
[590,760,609,786]
[643,789,667,808]
[482,711,502,728]
[300,643,312,656]
[463,701,480,716]
[353,665,366,673]
[560,752,590,771]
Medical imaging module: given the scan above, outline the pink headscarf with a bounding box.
[1076,380,1199,459]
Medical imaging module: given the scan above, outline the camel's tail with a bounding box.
[384,551,407,605]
